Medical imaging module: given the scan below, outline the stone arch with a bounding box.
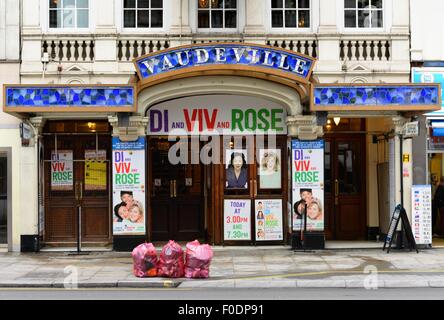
[137,75,303,117]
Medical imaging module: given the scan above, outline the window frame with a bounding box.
[343,0,385,31]
[270,0,312,30]
[193,0,243,33]
[266,0,315,34]
[47,0,91,30]
[122,0,165,30]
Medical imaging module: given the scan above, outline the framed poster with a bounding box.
[225,149,248,189]
[255,199,283,241]
[50,150,73,191]
[84,150,107,191]
[411,185,432,245]
[224,199,251,240]
[258,149,281,189]
[112,137,146,236]
[291,140,324,232]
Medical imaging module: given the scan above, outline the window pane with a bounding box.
[358,10,370,27]
[225,0,237,9]
[372,0,382,8]
[49,9,59,27]
[138,0,150,8]
[198,0,209,8]
[198,10,210,27]
[49,0,61,9]
[344,10,356,27]
[285,0,296,8]
[63,9,75,27]
[77,0,89,8]
[298,0,310,8]
[272,10,283,27]
[211,10,223,28]
[124,0,136,8]
[285,10,297,27]
[371,10,383,27]
[272,0,283,8]
[225,10,236,28]
[137,10,149,27]
[151,0,163,8]
[64,0,75,9]
[298,10,310,27]
[212,0,223,8]
[358,0,369,8]
[151,10,163,27]
[77,9,88,27]
[345,0,356,8]
[124,10,136,27]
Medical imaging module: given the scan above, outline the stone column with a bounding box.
[286,115,323,140]
[108,115,149,141]
[169,0,192,36]
[243,0,266,43]
[94,0,118,73]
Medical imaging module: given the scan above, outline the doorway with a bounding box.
[149,137,205,241]
[43,121,112,247]
[324,134,367,240]
[0,156,7,245]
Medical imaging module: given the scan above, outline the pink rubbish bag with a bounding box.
[184,240,214,279]
[158,240,185,278]
[131,243,158,278]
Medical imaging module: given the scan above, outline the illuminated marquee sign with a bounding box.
[134,43,316,84]
[3,85,136,113]
[311,84,441,111]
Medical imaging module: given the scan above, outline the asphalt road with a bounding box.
[0,287,443,300]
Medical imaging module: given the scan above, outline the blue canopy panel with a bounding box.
[3,85,136,113]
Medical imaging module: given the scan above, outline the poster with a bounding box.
[85,150,107,191]
[225,149,248,189]
[411,185,432,245]
[112,137,146,235]
[258,149,281,189]
[224,199,251,240]
[255,199,283,241]
[291,140,324,231]
[51,150,73,191]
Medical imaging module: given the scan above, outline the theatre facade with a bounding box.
[3,43,440,251]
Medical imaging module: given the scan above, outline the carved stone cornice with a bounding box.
[287,115,323,139]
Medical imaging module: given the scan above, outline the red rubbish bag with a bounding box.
[158,240,185,278]
[131,243,158,278]
[184,240,214,278]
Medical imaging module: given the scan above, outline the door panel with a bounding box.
[46,206,77,240]
[151,200,171,240]
[82,205,109,240]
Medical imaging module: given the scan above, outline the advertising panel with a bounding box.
[255,199,283,241]
[224,199,251,241]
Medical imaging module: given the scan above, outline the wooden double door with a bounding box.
[324,134,367,240]
[43,134,111,245]
[149,137,205,241]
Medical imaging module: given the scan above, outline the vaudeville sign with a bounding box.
[134,43,316,84]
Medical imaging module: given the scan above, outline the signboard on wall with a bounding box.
[85,150,107,191]
[224,199,251,241]
[254,199,283,241]
[112,137,146,236]
[50,150,73,191]
[412,68,444,114]
[291,140,324,232]
[411,185,432,245]
[147,95,287,135]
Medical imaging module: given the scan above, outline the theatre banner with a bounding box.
[112,137,146,236]
[147,95,287,135]
[291,140,324,232]
[51,150,73,191]
[255,199,283,241]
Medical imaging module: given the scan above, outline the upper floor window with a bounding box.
[49,0,89,28]
[124,0,163,28]
[271,0,310,28]
[344,0,383,28]
[198,0,237,29]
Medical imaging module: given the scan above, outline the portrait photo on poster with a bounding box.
[292,188,324,231]
[225,149,248,189]
[259,149,281,189]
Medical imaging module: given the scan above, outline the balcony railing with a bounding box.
[42,38,95,62]
[339,37,391,61]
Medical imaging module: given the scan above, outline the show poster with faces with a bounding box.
[112,137,146,236]
[258,149,281,189]
[225,149,248,189]
[51,150,73,191]
[291,140,324,232]
[255,199,283,241]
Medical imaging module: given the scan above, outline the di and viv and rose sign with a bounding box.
[134,43,315,84]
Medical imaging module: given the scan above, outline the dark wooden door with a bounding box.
[44,135,111,245]
[149,138,204,241]
[324,135,366,240]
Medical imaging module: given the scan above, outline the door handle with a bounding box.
[173,180,177,198]
[170,180,174,198]
[79,182,83,201]
[334,179,339,206]
[254,180,257,197]
[75,182,79,202]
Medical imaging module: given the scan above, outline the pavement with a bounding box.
[2,245,444,289]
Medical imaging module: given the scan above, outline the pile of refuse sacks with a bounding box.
[131,240,214,278]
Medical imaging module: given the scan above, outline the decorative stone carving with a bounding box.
[287,115,323,140]
[108,115,149,141]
